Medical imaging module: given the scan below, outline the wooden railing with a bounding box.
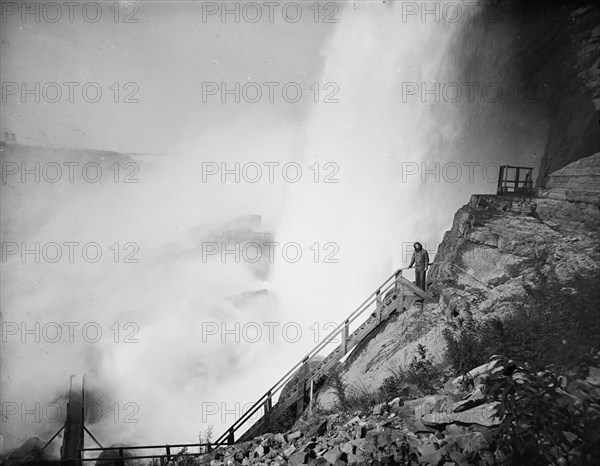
[207,229,275,243]
[214,267,433,445]
[79,443,214,463]
[497,165,534,195]
[78,267,434,462]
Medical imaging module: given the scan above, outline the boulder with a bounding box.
[451,360,502,387]
[339,442,354,455]
[323,446,343,464]
[284,445,296,457]
[451,385,486,413]
[288,451,308,466]
[446,432,489,454]
[419,443,448,465]
[346,452,367,465]
[288,431,302,441]
[421,402,502,427]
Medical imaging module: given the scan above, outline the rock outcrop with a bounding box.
[429,152,600,323]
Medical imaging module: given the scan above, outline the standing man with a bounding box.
[408,242,429,291]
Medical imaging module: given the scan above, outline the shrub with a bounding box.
[405,344,443,394]
[378,344,443,400]
[197,425,214,453]
[327,371,381,414]
[483,355,600,466]
[442,318,490,375]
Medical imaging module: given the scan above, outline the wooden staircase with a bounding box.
[214,269,434,445]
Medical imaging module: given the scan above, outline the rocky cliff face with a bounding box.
[455,1,600,185]
[196,154,600,466]
[429,152,600,324]
[311,153,600,414]
[521,3,600,183]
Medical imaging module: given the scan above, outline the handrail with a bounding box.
[497,165,534,195]
[214,267,412,444]
[78,443,217,463]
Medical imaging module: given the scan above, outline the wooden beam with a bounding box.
[295,362,309,417]
[395,276,434,301]
[375,289,382,324]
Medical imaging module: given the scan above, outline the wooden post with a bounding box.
[264,392,272,428]
[497,166,504,194]
[117,448,124,466]
[340,321,349,355]
[227,428,235,445]
[516,167,521,192]
[375,289,382,323]
[296,361,309,417]
[400,284,405,312]
[166,445,171,463]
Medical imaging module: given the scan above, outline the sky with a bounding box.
[1,0,333,152]
[0,0,549,456]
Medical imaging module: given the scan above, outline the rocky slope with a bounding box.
[429,152,600,324]
[198,153,600,465]
[313,152,600,412]
[198,356,599,466]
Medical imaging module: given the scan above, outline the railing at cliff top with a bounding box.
[214,267,432,445]
[497,165,534,195]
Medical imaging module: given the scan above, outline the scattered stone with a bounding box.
[388,397,401,411]
[288,431,302,441]
[339,442,354,455]
[346,453,367,465]
[419,443,445,465]
[323,446,343,464]
[344,416,361,427]
[353,424,366,439]
[284,445,296,457]
[311,458,328,466]
[288,451,307,466]
[309,420,328,438]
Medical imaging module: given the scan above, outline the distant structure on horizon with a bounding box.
[2,130,17,144]
[205,214,274,280]
[207,214,274,244]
